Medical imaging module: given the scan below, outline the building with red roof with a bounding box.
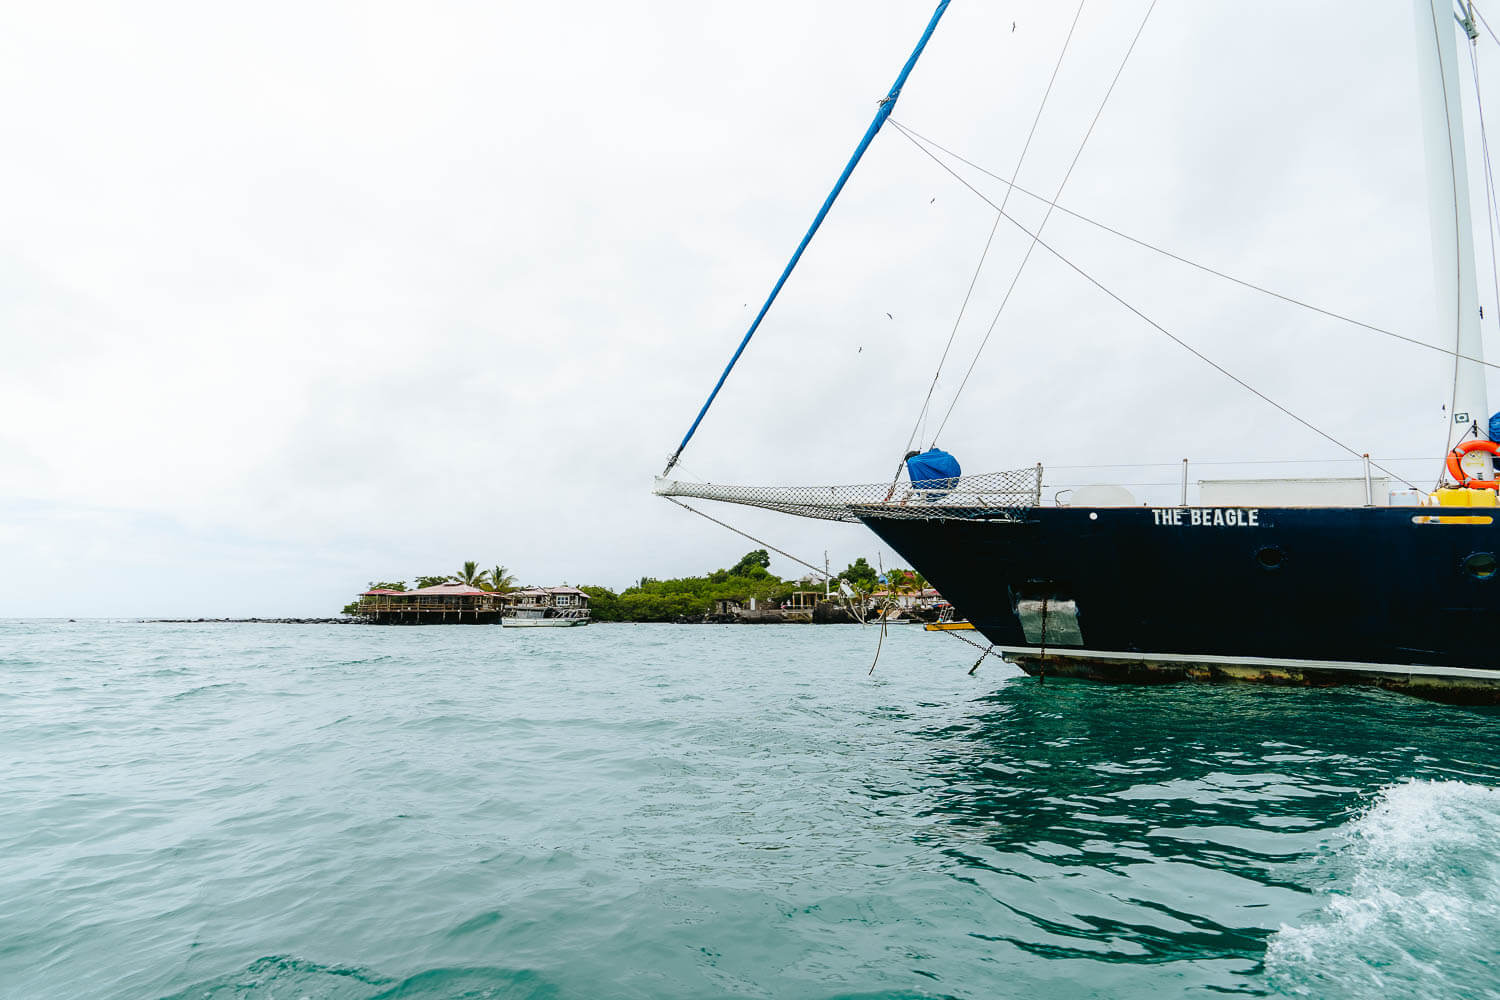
[354,581,505,624]
[351,582,589,625]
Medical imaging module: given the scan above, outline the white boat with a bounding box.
[500,586,592,627]
[500,609,591,628]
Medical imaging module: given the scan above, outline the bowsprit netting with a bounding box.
[653,467,1043,523]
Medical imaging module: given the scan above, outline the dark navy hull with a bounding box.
[862,506,1500,702]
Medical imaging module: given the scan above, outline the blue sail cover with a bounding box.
[907,448,961,495]
[1490,411,1500,442]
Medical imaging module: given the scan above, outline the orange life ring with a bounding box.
[1446,439,1500,489]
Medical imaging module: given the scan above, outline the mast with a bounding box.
[1416,0,1492,479]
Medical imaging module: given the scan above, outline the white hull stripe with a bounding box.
[995,646,1500,681]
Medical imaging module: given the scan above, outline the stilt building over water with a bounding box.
[351,582,591,625]
[355,582,502,624]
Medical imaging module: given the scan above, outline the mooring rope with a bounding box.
[866,615,889,675]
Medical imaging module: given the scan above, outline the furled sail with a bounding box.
[1415,0,1493,477]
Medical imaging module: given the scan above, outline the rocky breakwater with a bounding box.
[812,601,861,624]
[145,618,368,625]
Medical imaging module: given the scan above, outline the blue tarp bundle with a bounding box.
[1489,412,1500,443]
[906,448,961,496]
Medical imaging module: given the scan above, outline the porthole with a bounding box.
[1255,546,1285,570]
[1463,552,1497,580]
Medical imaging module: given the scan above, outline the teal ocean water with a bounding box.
[4,620,1499,999]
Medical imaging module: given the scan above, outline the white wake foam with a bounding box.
[1266,779,1500,998]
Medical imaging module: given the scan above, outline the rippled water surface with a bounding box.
[4,620,1500,999]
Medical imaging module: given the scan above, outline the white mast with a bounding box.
[1416,0,1492,480]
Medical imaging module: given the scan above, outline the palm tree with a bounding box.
[873,568,915,621]
[487,565,516,594]
[455,560,489,588]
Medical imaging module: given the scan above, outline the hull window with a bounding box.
[1463,552,1498,580]
[1255,545,1286,570]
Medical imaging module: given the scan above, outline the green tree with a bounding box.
[871,568,918,619]
[586,549,797,622]
[486,565,516,594]
[579,585,621,621]
[415,575,450,589]
[840,557,879,591]
[730,549,771,576]
[617,590,706,622]
[455,561,488,588]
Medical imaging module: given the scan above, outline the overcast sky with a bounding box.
[4,1,1498,616]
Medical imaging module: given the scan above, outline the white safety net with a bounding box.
[653,467,1042,523]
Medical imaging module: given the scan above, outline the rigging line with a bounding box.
[1468,42,1500,355]
[1046,456,1442,469]
[908,215,1000,462]
[890,119,1500,373]
[1473,0,1500,48]
[1053,478,1416,487]
[664,496,831,580]
[1483,124,1500,331]
[661,1,952,478]
[890,122,1422,492]
[929,0,1159,446]
[1429,0,1469,488]
[901,0,1088,462]
[1481,81,1500,256]
[1469,41,1500,321]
